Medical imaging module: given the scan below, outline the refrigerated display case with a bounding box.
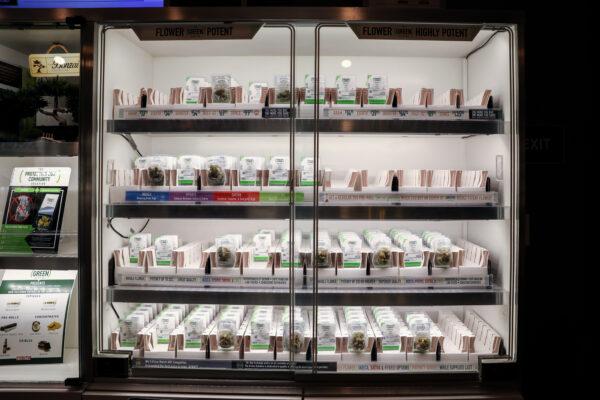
[0,5,524,398]
[0,24,82,393]
[91,14,520,388]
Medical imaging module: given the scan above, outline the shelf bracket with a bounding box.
[118,133,143,157]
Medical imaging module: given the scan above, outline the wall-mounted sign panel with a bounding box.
[133,23,264,41]
[348,23,482,41]
[28,53,80,77]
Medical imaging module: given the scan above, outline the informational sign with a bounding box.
[1,0,163,7]
[28,53,80,78]
[348,23,481,41]
[0,269,77,365]
[132,23,263,41]
[0,167,70,254]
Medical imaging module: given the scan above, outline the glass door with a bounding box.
[0,25,80,383]
[309,22,517,374]
[96,22,305,376]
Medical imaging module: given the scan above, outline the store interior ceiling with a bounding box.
[0,29,80,54]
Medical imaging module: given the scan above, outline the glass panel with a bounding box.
[0,26,80,382]
[311,23,515,373]
[98,23,298,374]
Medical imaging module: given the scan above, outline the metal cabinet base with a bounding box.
[0,385,82,400]
[81,381,521,400]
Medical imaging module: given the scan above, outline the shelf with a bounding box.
[0,235,78,270]
[106,204,292,219]
[0,140,78,157]
[106,204,504,220]
[315,205,504,220]
[108,118,503,136]
[0,254,78,270]
[106,285,503,306]
[0,347,78,383]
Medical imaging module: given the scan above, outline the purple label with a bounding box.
[169,192,215,201]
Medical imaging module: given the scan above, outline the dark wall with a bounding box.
[449,1,587,399]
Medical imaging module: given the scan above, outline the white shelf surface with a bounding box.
[0,347,78,383]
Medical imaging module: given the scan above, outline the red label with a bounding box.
[213,191,260,202]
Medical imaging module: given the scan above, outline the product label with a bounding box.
[183,77,209,104]
[304,74,325,105]
[177,168,196,186]
[268,156,290,186]
[252,234,271,262]
[317,321,336,351]
[239,157,263,186]
[336,75,357,104]
[250,319,271,350]
[300,157,315,186]
[156,314,178,343]
[129,234,151,265]
[248,82,267,104]
[155,236,177,266]
[274,75,291,104]
[367,75,387,105]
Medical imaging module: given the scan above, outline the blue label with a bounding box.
[125,191,170,202]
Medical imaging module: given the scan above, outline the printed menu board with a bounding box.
[0,269,76,365]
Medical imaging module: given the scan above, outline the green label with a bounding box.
[0,279,75,294]
[158,338,170,345]
[13,187,61,193]
[253,256,269,262]
[343,261,361,268]
[383,345,400,351]
[267,180,288,186]
[317,345,336,351]
[281,261,301,268]
[177,180,194,185]
[240,180,259,186]
[304,99,325,104]
[336,100,355,104]
[259,192,304,202]
[300,181,315,187]
[368,99,386,105]
[129,256,139,264]
[404,261,423,267]
[185,340,202,348]
[156,260,172,266]
[0,224,34,254]
[120,339,136,348]
[250,343,270,350]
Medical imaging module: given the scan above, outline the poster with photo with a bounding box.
[0,167,70,254]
